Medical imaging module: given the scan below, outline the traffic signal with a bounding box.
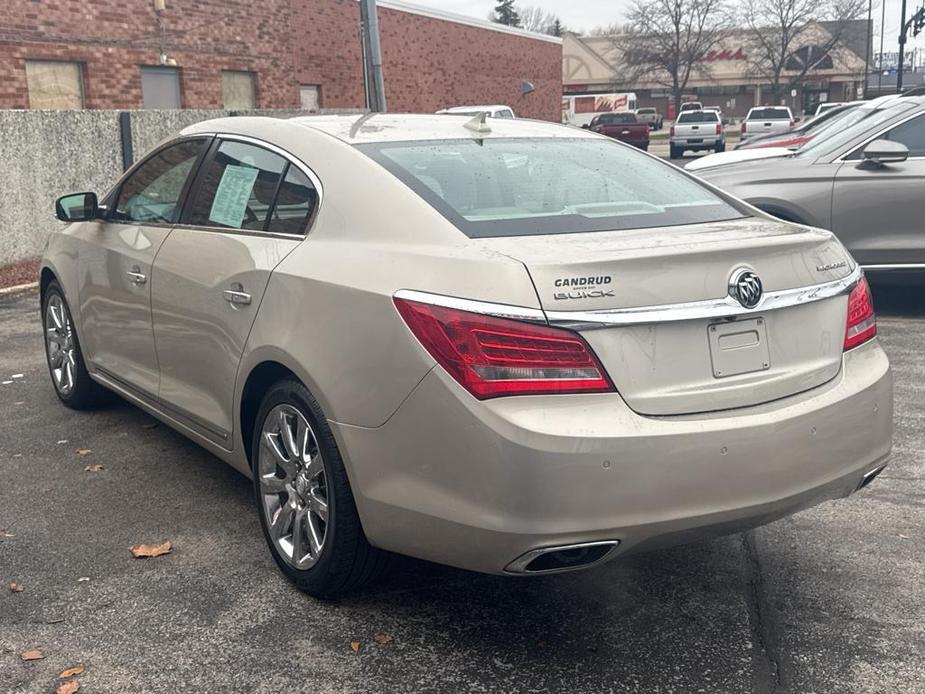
[914,6,925,37]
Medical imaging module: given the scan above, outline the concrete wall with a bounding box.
[0,108,357,267]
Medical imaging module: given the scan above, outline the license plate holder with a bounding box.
[708,318,771,378]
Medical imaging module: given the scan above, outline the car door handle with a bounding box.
[126,268,147,285]
[223,289,252,306]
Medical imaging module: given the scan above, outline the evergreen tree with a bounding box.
[493,0,521,27]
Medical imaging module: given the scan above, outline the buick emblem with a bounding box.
[729,268,763,309]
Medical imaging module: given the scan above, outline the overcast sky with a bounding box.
[411,0,925,52]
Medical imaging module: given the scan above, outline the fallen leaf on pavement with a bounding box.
[56,681,80,694]
[20,649,44,661]
[76,448,92,457]
[350,641,361,653]
[59,666,85,678]
[130,541,172,558]
[84,464,104,473]
[373,633,393,645]
[9,581,24,593]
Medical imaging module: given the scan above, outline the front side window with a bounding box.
[358,138,746,238]
[113,139,206,224]
[187,140,317,234]
[880,114,925,157]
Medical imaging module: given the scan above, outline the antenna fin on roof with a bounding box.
[464,112,492,134]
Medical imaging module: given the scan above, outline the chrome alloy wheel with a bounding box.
[258,404,329,570]
[45,294,77,396]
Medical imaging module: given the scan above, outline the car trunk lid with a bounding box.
[475,218,854,415]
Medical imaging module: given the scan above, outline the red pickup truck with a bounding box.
[587,112,650,151]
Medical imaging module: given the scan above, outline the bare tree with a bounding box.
[739,0,867,103]
[614,0,732,111]
[588,22,623,37]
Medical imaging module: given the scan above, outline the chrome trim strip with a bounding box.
[393,289,547,324]
[545,265,863,330]
[862,263,925,270]
[504,540,621,575]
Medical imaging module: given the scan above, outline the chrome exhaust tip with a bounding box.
[856,464,886,492]
[505,540,621,575]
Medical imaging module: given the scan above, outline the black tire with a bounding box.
[641,143,649,152]
[251,378,389,598]
[715,143,726,153]
[41,280,108,410]
[669,146,681,159]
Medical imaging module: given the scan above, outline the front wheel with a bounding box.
[252,378,389,598]
[42,281,107,409]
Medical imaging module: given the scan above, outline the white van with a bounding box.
[436,105,515,119]
[561,93,638,128]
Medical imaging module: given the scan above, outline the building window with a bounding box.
[141,66,181,109]
[223,70,256,110]
[300,85,320,111]
[25,60,84,109]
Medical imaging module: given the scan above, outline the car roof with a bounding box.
[281,113,592,144]
[439,105,511,113]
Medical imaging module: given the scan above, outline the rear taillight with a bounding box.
[741,121,747,133]
[715,123,721,135]
[394,297,613,399]
[844,277,877,350]
[669,125,675,136]
[790,119,795,127]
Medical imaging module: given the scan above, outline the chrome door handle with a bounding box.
[126,268,147,285]
[223,289,252,306]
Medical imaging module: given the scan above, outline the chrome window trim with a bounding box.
[393,289,547,324]
[396,265,862,331]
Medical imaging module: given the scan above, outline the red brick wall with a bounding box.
[1,1,561,119]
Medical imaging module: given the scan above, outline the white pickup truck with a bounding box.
[740,106,794,141]
[669,110,725,159]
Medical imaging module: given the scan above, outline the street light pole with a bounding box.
[864,0,872,98]
[360,0,387,112]
[898,0,908,93]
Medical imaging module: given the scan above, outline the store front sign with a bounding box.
[703,47,748,62]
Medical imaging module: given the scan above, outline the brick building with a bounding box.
[1,0,562,120]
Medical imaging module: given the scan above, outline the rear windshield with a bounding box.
[637,108,655,114]
[747,108,791,120]
[357,138,747,238]
[591,113,637,125]
[677,112,720,123]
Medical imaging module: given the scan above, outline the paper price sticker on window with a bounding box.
[208,164,259,228]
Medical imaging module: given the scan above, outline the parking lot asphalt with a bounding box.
[1,284,923,694]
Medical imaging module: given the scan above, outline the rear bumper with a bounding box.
[332,339,892,575]
[671,136,723,150]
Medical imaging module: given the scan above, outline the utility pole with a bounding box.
[878,0,887,94]
[360,0,387,112]
[863,0,872,98]
[897,3,925,93]
[898,0,908,92]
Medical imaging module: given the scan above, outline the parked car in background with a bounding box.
[815,102,845,116]
[670,109,725,158]
[735,102,857,150]
[437,105,515,118]
[703,105,724,122]
[589,112,650,150]
[679,101,703,114]
[635,106,663,130]
[42,113,891,597]
[696,96,925,269]
[740,106,794,141]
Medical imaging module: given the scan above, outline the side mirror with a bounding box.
[581,123,590,129]
[861,139,909,166]
[55,192,99,222]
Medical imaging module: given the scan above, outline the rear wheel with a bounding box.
[251,378,389,598]
[42,281,107,409]
[715,143,726,153]
[669,145,681,159]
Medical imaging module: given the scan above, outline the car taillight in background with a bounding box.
[844,277,877,351]
[715,123,722,135]
[394,297,613,399]
[670,125,675,137]
[789,120,796,127]
[741,121,747,134]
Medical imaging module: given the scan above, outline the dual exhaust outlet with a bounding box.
[505,540,621,575]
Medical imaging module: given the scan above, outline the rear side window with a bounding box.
[677,112,719,123]
[748,108,791,120]
[113,139,205,224]
[358,137,746,238]
[187,140,317,234]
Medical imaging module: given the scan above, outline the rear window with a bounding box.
[591,113,636,125]
[747,108,791,120]
[677,112,720,123]
[357,138,747,238]
[637,107,655,114]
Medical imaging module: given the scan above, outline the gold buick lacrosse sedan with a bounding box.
[41,114,892,597]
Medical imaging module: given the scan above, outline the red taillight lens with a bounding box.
[741,121,747,133]
[715,123,721,135]
[669,125,675,136]
[844,277,877,350]
[790,119,795,127]
[394,298,613,399]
